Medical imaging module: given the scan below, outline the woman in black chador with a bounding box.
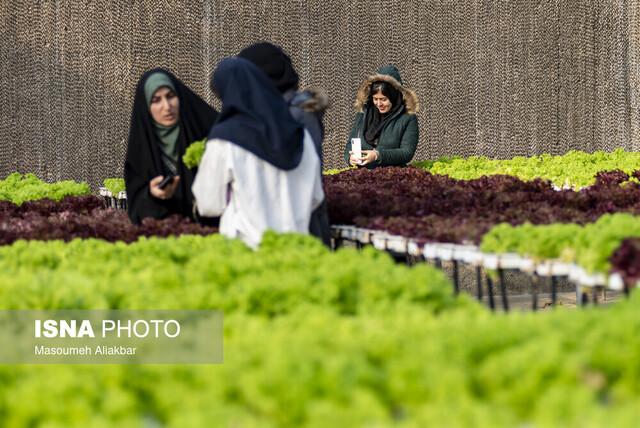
[124,69,218,224]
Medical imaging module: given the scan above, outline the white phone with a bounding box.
[351,138,362,164]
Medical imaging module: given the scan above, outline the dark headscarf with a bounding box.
[209,57,304,170]
[238,43,330,246]
[125,68,218,224]
[143,72,180,174]
[363,83,405,146]
[237,42,299,93]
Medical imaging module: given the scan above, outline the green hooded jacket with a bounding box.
[344,65,419,168]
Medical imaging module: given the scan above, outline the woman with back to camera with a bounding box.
[237,42,331,246]
[192,57,324,249]
[344,65,419,168]
[124,68,218,224]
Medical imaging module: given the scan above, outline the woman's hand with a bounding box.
[149,175,181,200]
[348,151,363,166]
[360,150,379,166]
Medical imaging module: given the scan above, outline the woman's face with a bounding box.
[372,90,392,114]
[149,86,180,127]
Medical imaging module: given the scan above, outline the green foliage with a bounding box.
[0,173,90,205]
[182,139,206,169]
[480,222,583,261]
[0,232,459,315]
[102,178,125,195]
[574,214,640,274]
[322,167,354,175]
[0,233,469,426]
[427,149,640,188]
[411,155,460,170]
[481,214,640,273]
[1,229,640,426]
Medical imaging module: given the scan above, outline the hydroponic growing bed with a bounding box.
[2,150,640,426]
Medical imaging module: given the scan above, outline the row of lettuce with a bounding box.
[186,141,640,187]
[7,147,640,197]
[5,146,640,283]
[415,148,640,189]
[6,148,640,199]
[2,157,640,425]
[326,148,640,187]
[0,173,89,205]
[137,146,640,187]
[94,149,640,197]
[0,194,216,245]
[480,214,640,285]
[2,233,640,426]
[326,166,640,285]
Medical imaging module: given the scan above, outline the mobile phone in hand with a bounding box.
[158,175,175,190]
[351,138,362,159]
[350,138,363,165]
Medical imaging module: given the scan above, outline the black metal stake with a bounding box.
[624,281,630,297]
[551,276,558,307]
[435,259,442,269]
[475,266,483,301]
[592,287,599,306]
[452,261,460,295]
[579,287,589,307]
[486,275,496,311]
[498,269,509,312]
[531,275,538,311]
[333,238,343,250]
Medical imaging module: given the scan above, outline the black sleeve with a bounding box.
[124,160,172,224]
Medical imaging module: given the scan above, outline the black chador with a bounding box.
[124,68,217,224]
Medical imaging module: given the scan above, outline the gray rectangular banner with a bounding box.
[0,310,223,364]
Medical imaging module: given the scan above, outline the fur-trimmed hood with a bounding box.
[354,65,419,114]
[294,87,330,113]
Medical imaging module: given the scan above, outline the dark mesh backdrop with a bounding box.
[1,0,639,186]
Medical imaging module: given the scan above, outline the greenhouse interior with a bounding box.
[1,1,640,427]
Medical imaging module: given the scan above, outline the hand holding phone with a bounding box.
[349,138,363,166]
[351,138,362,159]
[149,175,180,200]
[158,175,175,190]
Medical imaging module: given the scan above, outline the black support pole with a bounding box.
[476,266,483,301]
[498,269,509,312]
[453,261,460,295]
[624,281,630,297]
[531,275,538,311]
[333,238,343,250]
[486,275,496,311]
[579,287,589,307]
[551,276,558,307]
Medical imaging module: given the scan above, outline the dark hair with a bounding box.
[237,42,299,93]
[369,81,401,105]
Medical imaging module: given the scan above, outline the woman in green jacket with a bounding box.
[344,65,419,168]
